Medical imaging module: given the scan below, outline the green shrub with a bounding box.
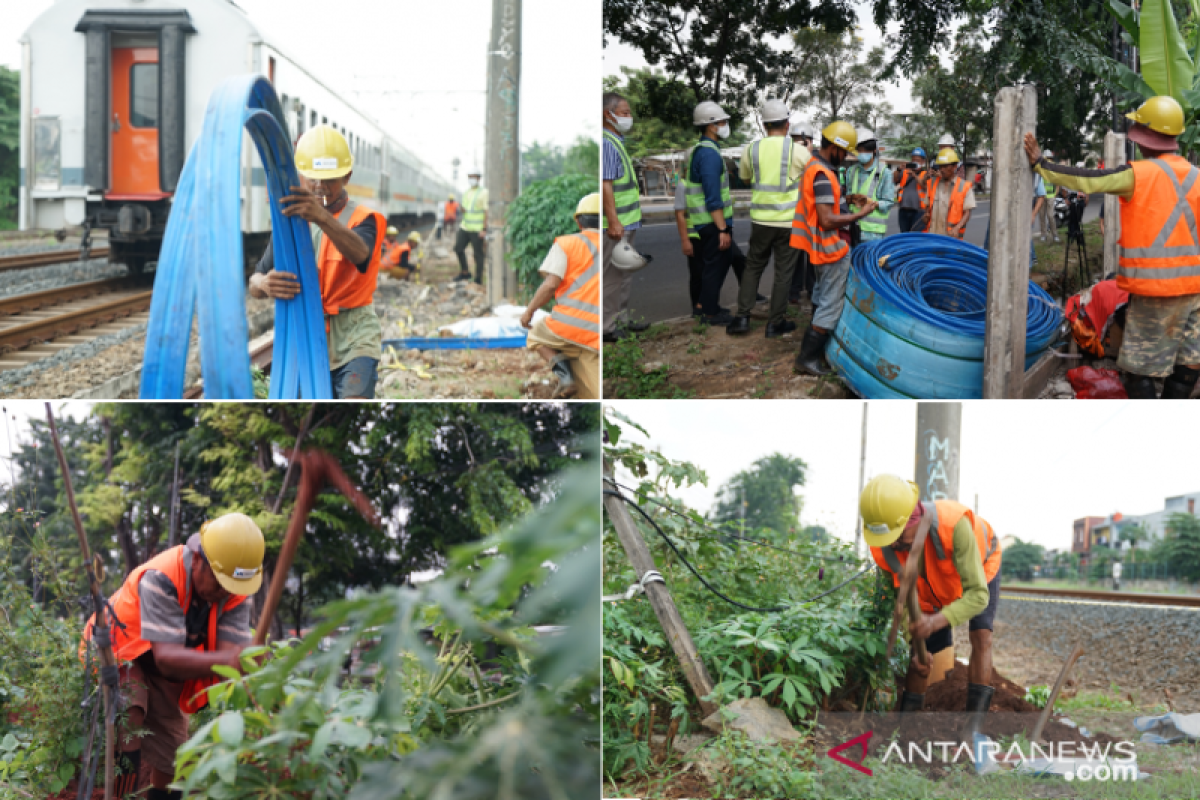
[506,174,596,294]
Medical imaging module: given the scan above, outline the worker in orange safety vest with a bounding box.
[80,514,263,799]
[920,149,974,239]
[520,192,601,399]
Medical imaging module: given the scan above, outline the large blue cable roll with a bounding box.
[141,75,331,399]
[828,233,1063,399]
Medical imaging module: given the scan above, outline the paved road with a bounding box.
[624,196,1101,325]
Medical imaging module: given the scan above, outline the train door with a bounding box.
[109,47,163,198]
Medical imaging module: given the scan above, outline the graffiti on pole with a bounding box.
[920,428,957,502]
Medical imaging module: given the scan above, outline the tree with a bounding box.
[885,110,944,159]
[787,28,888,129]
[0,66,18,229]
[505,173,595,291]
[710,453,807,539]
[911,23,994,159]
[1002,538,1045,582]
[603,67,701,158]
[522,141,566,185]
[604,0,856,111]
[1157,512,1200,582]
[1118,521,1150,562]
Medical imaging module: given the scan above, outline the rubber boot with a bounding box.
[1161,365,1200,399]
[549,355,577,399]
[764,319,797,339]
[793,327,832,377]
[147,790,183,800]
[726,315,751,335]
[963,683,995,740]
[1123,373,1158,399]
[898,691,925,712]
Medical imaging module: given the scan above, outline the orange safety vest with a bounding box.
[318,201,386,317]
[80,545,249,714]
[869,500,1002,616]
[1118,156,1200,297]
[790,159,849,264]
[897,169,928,208]
[924,176,972,237]
[545,230,600,351]
[385,241,410,267]
[445,200,459,221]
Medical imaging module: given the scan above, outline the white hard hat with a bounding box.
[693,101,730,127]
[856,128,877,145]
[789,121,811,138]
[937,133,955,147]
[611,240,652,272]
[759,99,790,124]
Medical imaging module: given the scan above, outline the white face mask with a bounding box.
[611,114,633,133]
[716,123,731,140]
[469,178,479,188]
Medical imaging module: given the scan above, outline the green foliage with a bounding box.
[505,174,595,291]
[911,23,994,158]
[600,331,692,399]
[1024,684,1050,708]
[710,453,807,540]
[603,68,702,158]
[787,28,888,127]
[1155,512,1200,581]
[1140,0,1194,101]
[0,66,18,227]
[175,461,599,800]
[1001,538,1045,582]
[522,136,599,185]
[704,731,816,799]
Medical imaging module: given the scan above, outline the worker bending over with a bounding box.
[1026,95,1200,399]
[921,150,974,239]
[860,475,1003,737]
[790,122,877,376]
[81,514,264,799]
[520,193,601,399]
[455,171,487,283]
[250,125,386,399]
[383,230,422,281]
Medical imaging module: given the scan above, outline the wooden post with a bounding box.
[983,85,1037,398]
[603,460,717,716]
[1103,132,1126,278]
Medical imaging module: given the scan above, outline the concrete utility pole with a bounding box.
[603,461,717,716]
[914,403,961,503]
[983,86,1037,398]
[1103,132,1126,277]
[855,403,869,559]
[484,0,521,305]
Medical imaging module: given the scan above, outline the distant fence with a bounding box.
[1012,562,1197,589]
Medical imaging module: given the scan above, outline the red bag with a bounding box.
[1066,366,1127,399]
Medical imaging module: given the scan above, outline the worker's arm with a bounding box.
[150,641,243,682]
[814,188,876,232]
[602,179,623,241]
[738,147,754,182]
[673,181,694,257]
[940,518,990,628]
[876,167,897,215]
[280,188,371,266]
[248,242,300,300]
[602,138,626,241]
[520,274,562,328]
[694,144,732,250]
[1024,134,1134,198]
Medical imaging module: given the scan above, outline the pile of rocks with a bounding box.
[375,278,491,340]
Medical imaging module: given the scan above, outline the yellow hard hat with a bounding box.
[448,193,456,200]
[199,513,265,595]
[575,192,601,217]
[294,125,353,180]
[821,121,858,154]
[1126,95,1185,136]
[859,475,920,549]
[386,225,400,236]
[408,230,422,242]
[934,149,961,167]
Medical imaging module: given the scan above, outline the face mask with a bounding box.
[469,178,479,187]
[611,114,633,133]
[716,123,731,140]
[857,152,874,165]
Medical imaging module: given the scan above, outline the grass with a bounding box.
[602,327,693,399]
[1006,578,1198,596]
[1032,217,1106,299]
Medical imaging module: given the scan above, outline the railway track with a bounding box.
[0,276,153,372]
[182,337,274,399]
[0,247,111,273]
[1002,584,1200,608]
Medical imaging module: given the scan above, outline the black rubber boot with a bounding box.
[793,327,832,377]
[549,355,577,399]
[898,691,925,712]
[964,683,995,740]
[1161,365,1200,399]
[764,319,797,339]
[726,315,751,335]
[147,790,183,800]
[1123,373,1159,399]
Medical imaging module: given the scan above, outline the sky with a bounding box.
[603,4,919,123]
[606,401,1198,555]
[4,0,600,192]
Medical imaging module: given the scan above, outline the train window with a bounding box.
[129,63,158,128]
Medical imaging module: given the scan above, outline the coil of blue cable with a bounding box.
[140,74,332,399]
[827,233,1064,399]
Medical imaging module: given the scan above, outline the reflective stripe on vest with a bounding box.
[318,200,385,316]
[684,140,732,231]
[603,130,643,226]
[749,136,799,222]
[790,159,849,265]
[1118,158,1200,296]
[546,230,600,350]
[462,187,486,231]
[848,162,890,234]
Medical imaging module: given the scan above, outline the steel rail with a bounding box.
[0,247,111,273]
[1002,584,1200,608]
[0,277,146,317]
[0,290,153,353]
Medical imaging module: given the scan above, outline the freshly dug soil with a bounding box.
[925,664,1038,713]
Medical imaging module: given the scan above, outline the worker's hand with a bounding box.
[607,220,625,241]
[1023,133,1042,166]
[949,224,963,238]
[520,308,535,329]
[858,199,879,216]
[258,270,302,300]
[909,611,947,642]
[224,646,247,673]
[847,193,869,208]
[719,231,732,251]
[909,648,932,678]
[280,186,331,224]
[681,238,694,257]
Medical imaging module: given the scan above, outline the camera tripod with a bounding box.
[1060,194,1090,304]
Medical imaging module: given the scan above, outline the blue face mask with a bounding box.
[857,152,874,165]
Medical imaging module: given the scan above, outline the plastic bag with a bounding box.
[1066,366,1127,399]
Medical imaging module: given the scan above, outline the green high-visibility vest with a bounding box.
[748,136,799,223]
[462,187,487,232]
[846,161,891,234]
[683,139,732,232]
[603,130,642,227]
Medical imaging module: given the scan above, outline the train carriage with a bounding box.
[19,0,453,272]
